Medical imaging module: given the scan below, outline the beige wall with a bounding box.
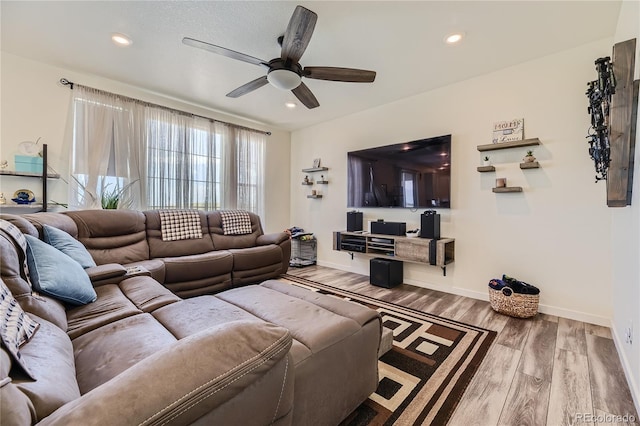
[291,38,615,325]
[0,52,291,233]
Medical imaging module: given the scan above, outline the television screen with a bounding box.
[347,135,451,208]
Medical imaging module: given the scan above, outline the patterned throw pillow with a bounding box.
[0,279,39,380]
[159,210,203,242]
[220,210,253,235]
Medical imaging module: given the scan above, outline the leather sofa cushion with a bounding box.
[162,250,233,284]
[39,321,293,426]
[206,211,262,250]
[73,313,177,394]
[65,210,149,265]
[22,212,79,238]
[230,245,282,270]
[14,315,81,422]
[217,285,365,364]
[66,284,142,340]
[152,296,261,339]
[0,348,34,425]
[119,276,181,312]
[144,210,214,258]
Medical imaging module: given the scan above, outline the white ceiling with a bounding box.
[1,1,622,131]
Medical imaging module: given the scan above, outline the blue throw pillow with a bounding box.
[24,235,97,306]
[42,224,96,269]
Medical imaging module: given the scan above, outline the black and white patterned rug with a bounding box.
[280,274,496,426]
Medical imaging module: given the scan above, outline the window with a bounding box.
[69,85,266,216]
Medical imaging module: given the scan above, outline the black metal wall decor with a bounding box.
[585,56,616,182]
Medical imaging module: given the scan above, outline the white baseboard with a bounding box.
[316,261,611,326]
[610,323,640,416]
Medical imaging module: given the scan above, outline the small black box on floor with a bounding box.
[346,211,363,232]
[370,258,403,288]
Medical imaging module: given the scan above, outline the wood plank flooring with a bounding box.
[286,265,639,426]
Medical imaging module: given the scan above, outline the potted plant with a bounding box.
[523,150,536,163]
[482,156,491,166]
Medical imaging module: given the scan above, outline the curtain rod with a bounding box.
[59,78,272,136]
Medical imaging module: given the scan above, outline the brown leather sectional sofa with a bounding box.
[0,211,382,425]
[23,209,291,297]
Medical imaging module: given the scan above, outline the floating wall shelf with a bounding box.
[0,170,60,179]
[477,138,541,152]
[301,167,329,173]
[477,166,496,172]
[307,195,323,199]
[492,187,523,193]
[520,161,540,169]
[302,181,313,185]
[316,180,329,184]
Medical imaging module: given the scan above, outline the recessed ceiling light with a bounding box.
[285,101,297,109]
[111,33,132,47]
[444,32,465,45]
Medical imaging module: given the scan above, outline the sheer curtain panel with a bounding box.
[67,85,265,215]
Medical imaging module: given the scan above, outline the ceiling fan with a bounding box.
[182,5,376,109]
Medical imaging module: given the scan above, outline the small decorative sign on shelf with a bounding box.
[492,118,524,144]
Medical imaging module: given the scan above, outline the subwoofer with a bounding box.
[370,258,403,288]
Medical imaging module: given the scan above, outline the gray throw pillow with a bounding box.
[25,235,97,306]
[42,224,96,269]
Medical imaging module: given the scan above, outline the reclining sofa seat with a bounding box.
[0,213,382,425]
[22,209,291,297]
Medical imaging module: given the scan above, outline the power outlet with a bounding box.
[625,321,633,345]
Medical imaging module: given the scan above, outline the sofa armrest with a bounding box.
[257,232,289,246]
[85,264,127,287]
[39,320,293,426]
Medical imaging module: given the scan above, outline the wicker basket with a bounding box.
[488,286,539,318]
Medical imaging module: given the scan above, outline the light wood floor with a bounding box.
[286,265,639,426]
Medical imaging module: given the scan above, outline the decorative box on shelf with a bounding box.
[14,155,43,173]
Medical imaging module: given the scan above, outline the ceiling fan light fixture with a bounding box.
[267,69,302,90]
[285,101,297,108]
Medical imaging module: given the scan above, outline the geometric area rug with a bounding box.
[280,274,497,426]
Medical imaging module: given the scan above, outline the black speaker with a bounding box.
[370,258,403,288]
[371,221,406,236]
[347,211,363,232]
[420,211,441,240]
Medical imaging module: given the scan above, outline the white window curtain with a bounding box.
[69,86,142,209]
[68,85,265,216]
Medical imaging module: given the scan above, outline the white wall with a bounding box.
[0,52,291,233]
[291,38,616,325]
[611,0,640,411]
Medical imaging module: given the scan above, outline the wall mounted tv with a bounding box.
[347,135,451,208]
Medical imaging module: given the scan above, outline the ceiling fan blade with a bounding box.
[292,82,319,109]
[281,6,317,63]
[226,76,269,98]
[304,67,376,83]
[183,37,269,68]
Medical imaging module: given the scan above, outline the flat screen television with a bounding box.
[347,135,451,208]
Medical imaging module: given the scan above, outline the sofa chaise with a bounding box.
[0,212,382,425]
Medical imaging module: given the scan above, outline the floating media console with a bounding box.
[333,231,455,276]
